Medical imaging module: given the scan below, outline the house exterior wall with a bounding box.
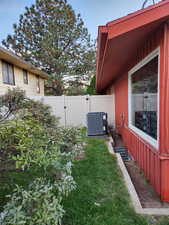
[109,24,169,202]
[0,60,45,96]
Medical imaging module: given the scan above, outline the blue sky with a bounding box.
[0,0,161,43]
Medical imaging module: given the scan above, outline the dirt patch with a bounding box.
[125,160,169,208]
[112,133,169,208]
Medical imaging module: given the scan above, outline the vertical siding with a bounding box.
[114,75,161,195]
[125,129,161,195]
[159,23,169,156]
[113,25,168,200]
[158,23,169,201]
[0,60,45,96]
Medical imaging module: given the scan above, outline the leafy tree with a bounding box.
[142,0,155,9]
[2,0,96,95]
[86,75,96,95]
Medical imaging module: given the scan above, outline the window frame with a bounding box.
[2,61,15,85]
[23,69,28,84]
[128,47,160,149]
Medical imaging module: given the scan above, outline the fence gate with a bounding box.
[30,95,115,127]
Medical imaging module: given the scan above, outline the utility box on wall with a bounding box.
[87,112,108,136]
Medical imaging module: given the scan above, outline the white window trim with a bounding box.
[128,47,160,149]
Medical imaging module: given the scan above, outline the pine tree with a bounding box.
[2,0,95,95]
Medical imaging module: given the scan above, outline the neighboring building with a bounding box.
[0,47,48,96]
[96,0,169,202]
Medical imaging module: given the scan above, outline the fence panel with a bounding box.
[89,95,115,125]
[64,96,89,126]
[29,96,65,126]
[30,95,115,127]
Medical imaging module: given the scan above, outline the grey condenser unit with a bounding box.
[87,112,108,136]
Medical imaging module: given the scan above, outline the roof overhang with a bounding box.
[96,0,169,92]
[0,47,48,79]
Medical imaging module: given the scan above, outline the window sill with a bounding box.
[3,82,15,86]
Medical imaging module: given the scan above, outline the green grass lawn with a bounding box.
[62,138,169,225]
[1,137,169,225]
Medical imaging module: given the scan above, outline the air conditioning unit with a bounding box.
[87,112,108,136]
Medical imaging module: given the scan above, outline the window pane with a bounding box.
[131,56,158,139]
[2,62,9,83]
[8,64,15,85]
[23,70,28,84]
[2,62,14,85]
[36,76,40,93]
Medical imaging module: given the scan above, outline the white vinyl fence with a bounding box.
[132,93,157,111]
[30,95,115,127]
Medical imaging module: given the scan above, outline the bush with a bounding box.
[0,88,59,128]
[0,89,85,225]
[0,119,58,170]
[17,98,59,128]
[0,88,25,122]
[2,178,65,225]
[0,119,85,171]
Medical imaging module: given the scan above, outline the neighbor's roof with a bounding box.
[0,46,48,79]
[96,0,169,92]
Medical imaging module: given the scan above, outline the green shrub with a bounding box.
[2,178,65,225]
[17,98,59,128]
[0,88,25,122]
[0,88,59,128]
[0,89,85,224]
[56,127,86,154]
[0,119,84,171]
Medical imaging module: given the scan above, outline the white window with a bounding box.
[128,48,159,149]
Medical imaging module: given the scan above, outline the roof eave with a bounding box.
[107,0,169,40]
[0,47,48,79]
[96,0,169,92]
[96,26,108,92]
